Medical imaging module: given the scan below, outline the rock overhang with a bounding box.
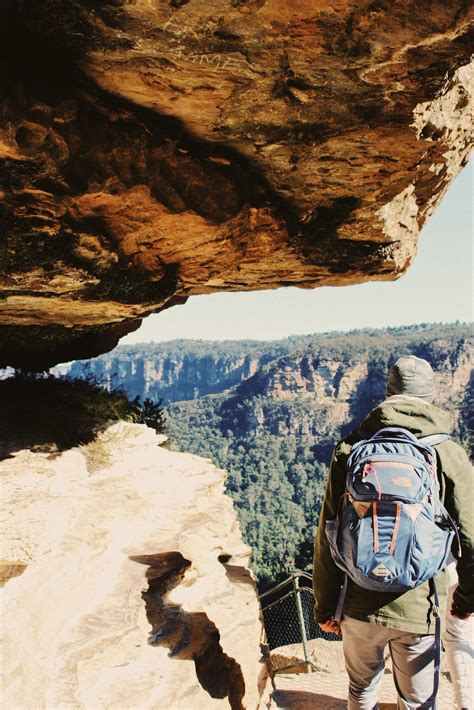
[0,1,472,368]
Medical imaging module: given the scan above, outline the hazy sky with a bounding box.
[123,162,473,344]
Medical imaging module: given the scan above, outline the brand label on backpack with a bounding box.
[392,476,413,488]
[372,564,391,577]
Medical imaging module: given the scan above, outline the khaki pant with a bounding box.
[341,616,438,710]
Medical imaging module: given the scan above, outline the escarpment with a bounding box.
[66,323,474,415]
[1,1,473,368]
[1,423,272,709]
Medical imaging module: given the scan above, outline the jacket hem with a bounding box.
[343,610,437,635]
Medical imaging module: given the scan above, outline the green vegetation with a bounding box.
[127,396,167,432]
[0,372,166,457]
[167,394,333,589]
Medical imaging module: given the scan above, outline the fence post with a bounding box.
[292,574,312,673]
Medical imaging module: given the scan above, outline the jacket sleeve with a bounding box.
[439,441,474,615]
[313,443,348,623]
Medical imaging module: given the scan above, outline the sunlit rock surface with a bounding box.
[0,2,473,367]
[0,423,272,709]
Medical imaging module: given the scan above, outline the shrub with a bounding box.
[0,371,166,456]
[127,396,167,433]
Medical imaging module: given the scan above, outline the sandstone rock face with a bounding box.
[0,423,272,709]
[0,2,473,367]
[64,325,473,443]
[162,327,473,444]
[67,341,289,403]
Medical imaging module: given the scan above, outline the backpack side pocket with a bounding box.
[325,517,347,572]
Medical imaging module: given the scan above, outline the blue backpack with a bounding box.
[325,426,459,704]
[326,427,457,600]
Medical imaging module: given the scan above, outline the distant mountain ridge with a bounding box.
[67,338,293,403]
[67,322,472,406]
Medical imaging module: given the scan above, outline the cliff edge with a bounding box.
[1,422,272,709]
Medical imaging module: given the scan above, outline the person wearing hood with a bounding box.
[313,355,473,710]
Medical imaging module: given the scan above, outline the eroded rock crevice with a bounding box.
[132,550,247,710]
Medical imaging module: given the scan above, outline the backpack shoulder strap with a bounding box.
[418,434,451,505]
[418,433,451,447]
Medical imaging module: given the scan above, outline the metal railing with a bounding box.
[260,571,340,673]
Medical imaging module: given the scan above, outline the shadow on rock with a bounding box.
[131,550,246,710]
[273,688,347,709]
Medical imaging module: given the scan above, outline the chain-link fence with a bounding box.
[260,571,342,673]
[261,571,452,678]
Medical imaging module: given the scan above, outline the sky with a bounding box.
[122,162,473,344]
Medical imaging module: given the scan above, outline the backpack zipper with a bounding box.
[389,503,401,554]
[356,452,425,467]
[364,464,382,500]
[365,461,414,469]
[372,501,379,552]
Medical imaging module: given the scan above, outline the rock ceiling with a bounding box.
[0,1,472,367]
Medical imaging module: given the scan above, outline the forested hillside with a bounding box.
[67,339,295,403]
[66,323,473,588]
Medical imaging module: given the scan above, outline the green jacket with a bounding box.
[313,395,473,634]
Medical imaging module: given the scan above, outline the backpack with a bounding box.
[325,426,457,596]
[324,426,459,704]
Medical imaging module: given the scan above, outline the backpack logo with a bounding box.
[372,564,391,577]
[392,476,413,488]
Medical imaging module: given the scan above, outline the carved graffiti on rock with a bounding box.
[162,17,253,79]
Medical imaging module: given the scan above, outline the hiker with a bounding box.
[313,355,473,710]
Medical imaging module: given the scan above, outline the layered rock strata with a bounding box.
[1,423,272,709]
[0,1,473,367]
